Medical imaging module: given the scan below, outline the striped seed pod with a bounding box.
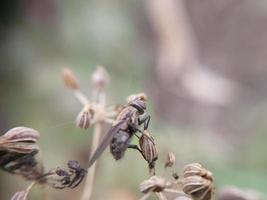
[76,105,95,129]
[139,130,158,165]
[182,176,213,200]
[0,127,40,154]
[183,163,213,181]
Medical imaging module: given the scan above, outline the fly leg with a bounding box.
[127,122,143,138]
[127,144,146,160]
[138,115,151,130]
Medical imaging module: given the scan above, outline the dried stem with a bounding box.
[81,122,102,200]
[26,182,36,193]
[74,90,89,106]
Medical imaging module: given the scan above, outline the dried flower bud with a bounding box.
[0,127,42,180]
[44,160,87,189]
[0,150,43,180]
[91,66,110,90]
[0,127,39,154]
[165,152,176,168]
[76,105,95,129]
[139,130,158,166]
[183,163,213,181]
[182,176,213,200]
[140,176,167,193]
[62,68,80,90]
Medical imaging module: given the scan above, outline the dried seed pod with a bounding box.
[76,105,95,129]
[0,127,39,154]
[183,163,213,181]
[182,176,214,200]
[165,152,176,168]
[139,130,158,165]
[0,127,43,180]
[0,150,43,180]
[140,176,167,193]
[62,68,80,90]
[91,66,110,90]
[44,160,87,189]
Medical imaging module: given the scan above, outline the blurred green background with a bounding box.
[1,0,267,199]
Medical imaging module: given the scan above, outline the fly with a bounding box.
[87,93,151,168]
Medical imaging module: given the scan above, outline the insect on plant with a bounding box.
[87,93,153,168]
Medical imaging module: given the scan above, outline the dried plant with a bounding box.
[62,66,119,200]
[41,160,87,189]
[0,127,43,180]
[139,154,215,200]
[1,66,224,200]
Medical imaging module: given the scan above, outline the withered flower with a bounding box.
[44,160,87,189]
[91,66,110,90]
[139,130,158,165]
[62,68,80,90]
[0,127,43,180]
[183,163,213,181]
[76,105,95,129]
[0,127,39,154]
[182,163,214,200]
[182,176,213,200]
[140,176,168,194]
[165,152,176,168]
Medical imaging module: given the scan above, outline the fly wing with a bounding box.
[87,120,125,168]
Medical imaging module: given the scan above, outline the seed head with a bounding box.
[0,127,43,180]
[139,130,158,165]
[182,176,213,200]
[91,66,110,90]
[140,176,167,193]
[165,152,176,168]
[183,163,213,181]
[76,105,95,129]
[44,160,87,189]
[62,68,80,90]
[0,127,40,154]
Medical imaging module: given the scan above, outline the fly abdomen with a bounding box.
[110,131,132,160]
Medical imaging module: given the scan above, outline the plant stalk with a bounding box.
[81,122,102,200]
